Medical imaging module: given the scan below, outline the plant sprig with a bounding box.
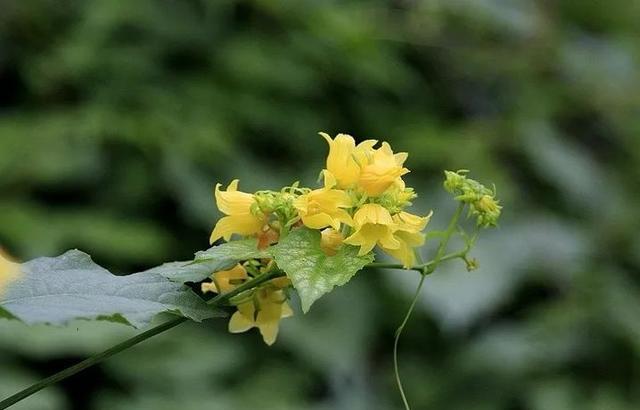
[0,133,501,409]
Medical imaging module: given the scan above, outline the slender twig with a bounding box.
[365,262,422,272]
[426,203,465,274]
[0,317,187,409]
[393,203,466,410]
[393,273,427,410]
[365,249,468,273]
[0,270,281,410]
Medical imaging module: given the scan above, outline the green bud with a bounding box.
[375,186,417,214]
[443,170,502,228]
[443,170,468,193]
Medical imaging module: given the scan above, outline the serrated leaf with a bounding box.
[0,250,223,328]
[272,228,373,313]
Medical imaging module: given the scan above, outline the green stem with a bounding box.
[365,262,422,272]
[0,270,281,410]
[0,317,186,410]
[393,273,427,410]
[425,203,465,274]
[365,249,469,273]
[393,203,465,410]
[208,270,282,306]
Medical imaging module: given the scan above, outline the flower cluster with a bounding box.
[205,132,432,344]
[444,170,502,227]
[210,133,431,267]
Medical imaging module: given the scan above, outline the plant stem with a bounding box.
[0,270,281,410]
[393,203,466,410]
[365,249,468,273]
[427,203,465,273]
[0,317,187,409]
[393,273,427,410]
[207,269,282,306]
[365,262,422,272]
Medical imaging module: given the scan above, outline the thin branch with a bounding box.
[0,317,186,409]
[393,273,427,410]
[393,202,466,410]
[365,249,468,273]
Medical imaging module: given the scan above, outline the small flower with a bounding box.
[320,132,377,189]
[320,228,344,256]
[358,142,410,197]
[228,284,293,346]
[293,171,353,230]
[0,249,20,295]
[201,264,248,294]
[210,180,266,243]
[344,204,400,256]
[382,211,432,268]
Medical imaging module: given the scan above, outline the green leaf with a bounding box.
[0,250,222,328]
[140,239,270,283]
[272,228,373,313]
[195,238,271,262]
[140,260,231,284]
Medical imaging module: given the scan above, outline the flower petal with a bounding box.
[228,310,254,333]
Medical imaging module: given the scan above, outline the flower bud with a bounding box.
[443,170,502,228]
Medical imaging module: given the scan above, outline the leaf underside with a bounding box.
[0,250,223,328]
[273,228,374,313]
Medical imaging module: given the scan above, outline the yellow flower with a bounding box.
[201,263,292,345]
[0,249,20,295]
[229,285,293,346]
[358,142,410,196]
[210,180,265,243]
[344,204,400,256]
[320,228,343,256]
[201,264,248,294]
[382,211,432,268]
[320,132,377,189]
[293,171,353,230]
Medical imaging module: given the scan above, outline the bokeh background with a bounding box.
[1,1,639,409]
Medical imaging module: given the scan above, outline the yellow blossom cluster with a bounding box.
[210,132,431,268]
[206,132,431,344]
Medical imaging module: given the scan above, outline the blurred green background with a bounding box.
[1,0,639,409]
